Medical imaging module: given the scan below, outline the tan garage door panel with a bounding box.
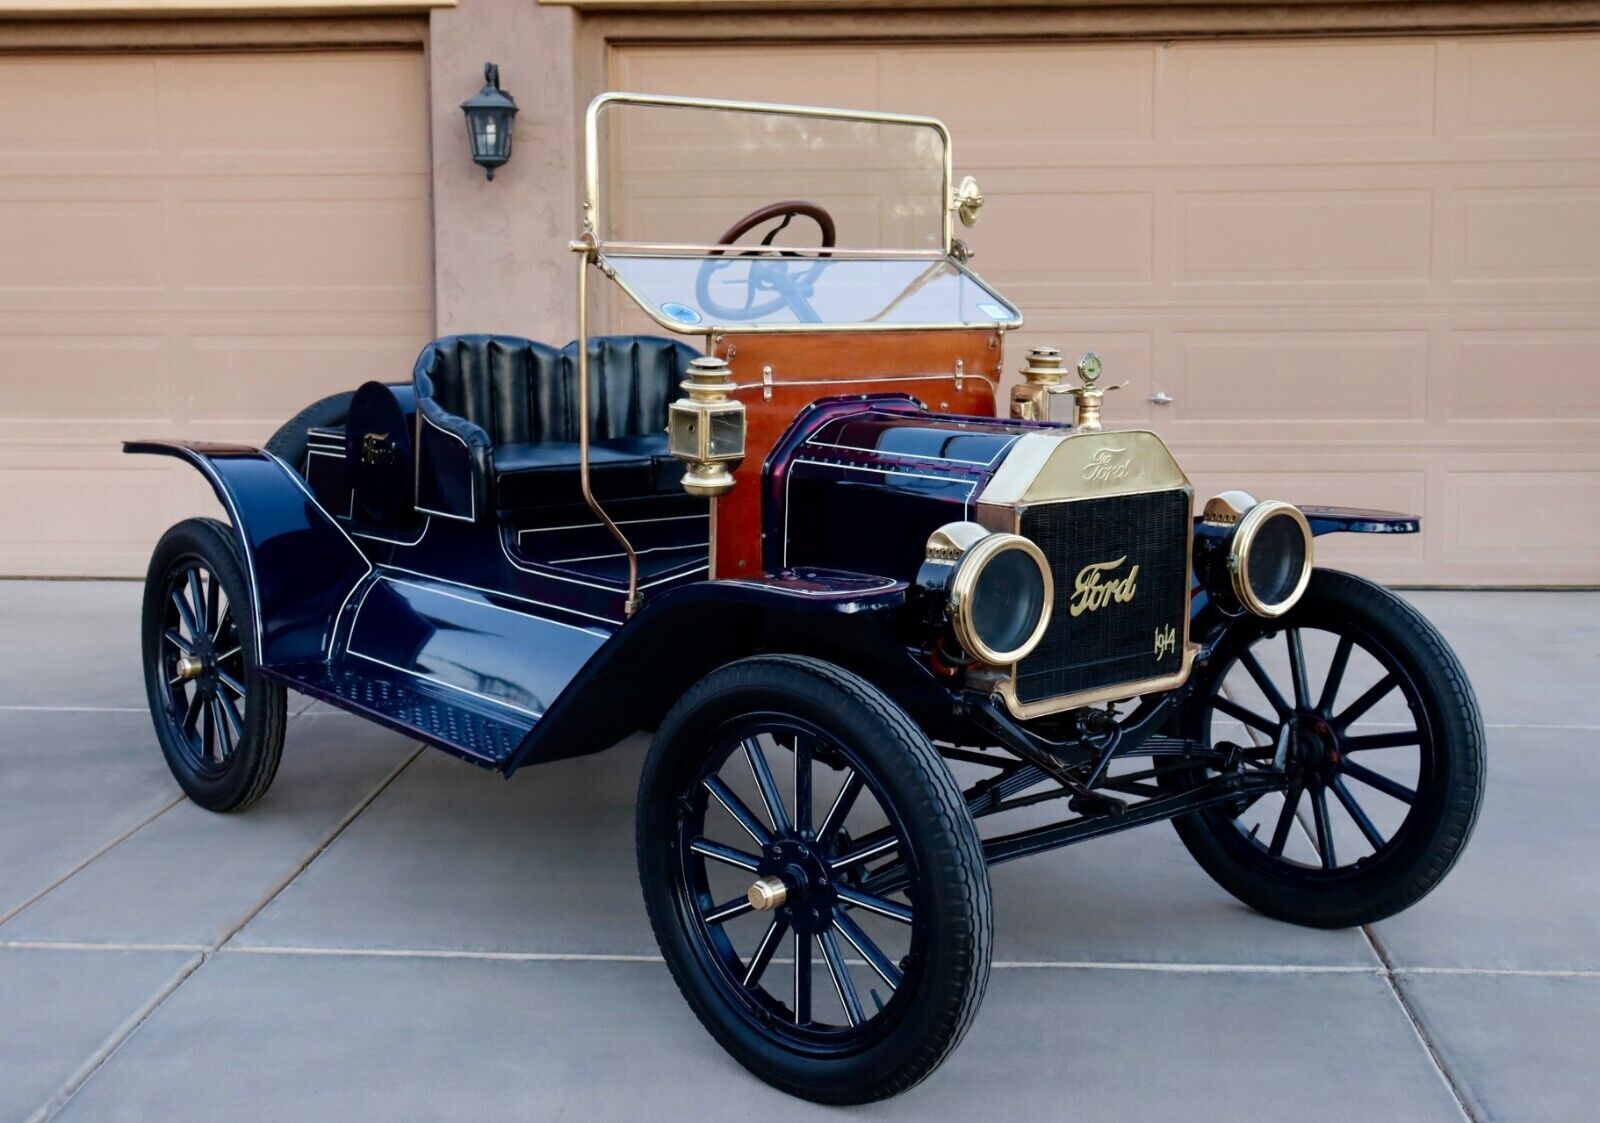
[0,49,433,576]
[615,34,1600,584]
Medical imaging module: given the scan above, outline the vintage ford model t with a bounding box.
[128,95,1484,1103]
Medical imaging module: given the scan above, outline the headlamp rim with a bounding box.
[947,531,1054,666]
[1227,500,1314,618]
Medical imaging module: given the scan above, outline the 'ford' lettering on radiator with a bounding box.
[1069,556,1139,617]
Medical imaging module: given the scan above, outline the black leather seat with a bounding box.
[413,334,699,517]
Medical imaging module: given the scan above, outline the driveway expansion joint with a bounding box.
[22,740,427,1123]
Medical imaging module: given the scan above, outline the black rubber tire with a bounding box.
[637,655,992,1104]
[141,518,288,812]
[264,390,354,476]
[1170,569,1485,928]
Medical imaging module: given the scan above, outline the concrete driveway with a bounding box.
[2,579,1596,1122]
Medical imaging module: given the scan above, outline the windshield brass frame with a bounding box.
[584,92,955,255]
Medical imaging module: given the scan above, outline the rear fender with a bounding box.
[124,440,371,667]
[505,571,956,771]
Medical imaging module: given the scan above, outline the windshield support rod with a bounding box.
[572,235,642,617]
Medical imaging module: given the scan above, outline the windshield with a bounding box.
[588,94,950,254]
[605,254,1021,333]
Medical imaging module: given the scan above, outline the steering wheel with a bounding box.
[693,201,836,323]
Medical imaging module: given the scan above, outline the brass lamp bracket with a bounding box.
[953,175,985,228]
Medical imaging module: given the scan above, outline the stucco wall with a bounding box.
[429,0,579,343]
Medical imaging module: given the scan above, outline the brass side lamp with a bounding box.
[669,355,746,497]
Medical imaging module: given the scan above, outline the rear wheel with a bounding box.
[1168,569,1484,928]
[141,518,287,812]
[637,655,991,1103]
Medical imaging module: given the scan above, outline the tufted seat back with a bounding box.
[414,334,699,447]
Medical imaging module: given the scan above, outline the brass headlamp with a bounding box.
[669,355,746,497]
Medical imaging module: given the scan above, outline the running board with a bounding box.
[266,657,536,769]
[265,569,610,770]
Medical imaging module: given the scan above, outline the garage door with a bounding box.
[0,49,433,576]
[614,34,1600,585]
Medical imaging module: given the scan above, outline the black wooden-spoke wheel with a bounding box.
[141,518,286,812]
[681,721,920,1040]
[638,656,990,1104]
[1168,569,1485,928]
[158,557,246,775]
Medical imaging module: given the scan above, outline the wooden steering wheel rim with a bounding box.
[712,200,836,253]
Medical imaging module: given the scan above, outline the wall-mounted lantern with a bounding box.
[461,62,518,180]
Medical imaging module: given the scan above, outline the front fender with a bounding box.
[124,440,370,666]
[505,570,957,770]
[1298,505,1419,537]
[1188,504,1419,620]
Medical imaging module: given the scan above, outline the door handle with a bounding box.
[1149,391,1174,405]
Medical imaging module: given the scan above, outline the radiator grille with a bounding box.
[1014,488,1192,706]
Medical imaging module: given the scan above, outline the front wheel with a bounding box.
[637,655,991,1104]
[1167,568,1485,928]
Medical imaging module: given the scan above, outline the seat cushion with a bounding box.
[598,433,687,494]
[493,435,683,513]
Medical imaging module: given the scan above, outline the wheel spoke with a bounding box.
[818,929,864,1027]
[702,776,773,848]
[835,884,913,924]
[742,917,786,988]
[793,931,812,1025]
[743,737,790,835]
[1341,730,1422,752]
[1286,629,1312,710]
[171,588,199,637]
[216,669,247,699]
[1317,635,1354,715]
[201,695,216,762]
[205,569,221,641]
[181,689,203,735]
[704,896,755,926]
[210,696,234,760]
[1334,674,1397,731]
[1310,787,1337,870]
[187,569,208,636]
[1342,760,1416,805]
[830,835,899,872]
[833,908,902,991]
[816,770,862,846]
[213,603,233,645]
[1239,649,1292,718]
[688,837,761,873]
[163,629,194,655]
[218,691,245,740]
[1212,695,1280,737]
[1331,776,1386,851]
[1268,779,1304,858]
[793,737,813,835]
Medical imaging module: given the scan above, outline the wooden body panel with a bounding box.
[710,328,1004,577]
